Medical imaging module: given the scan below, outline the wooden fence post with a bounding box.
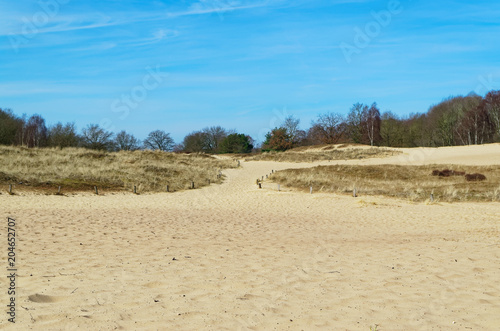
[166,185,169,192]
[9,184,12,195]
[191,181,195,189]
[94,186,98,195]
[133,186,137,194]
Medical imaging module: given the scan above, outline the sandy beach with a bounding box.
[1,145,500,330]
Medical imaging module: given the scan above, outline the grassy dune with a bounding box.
[246,145,401,162]
[0,146,237,194]
[269,164,500,202]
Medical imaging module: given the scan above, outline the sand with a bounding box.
[1,144,499,330]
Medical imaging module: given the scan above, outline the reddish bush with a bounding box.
[440,169,453,177]
[465,173,487,181]
[432,169,466,177]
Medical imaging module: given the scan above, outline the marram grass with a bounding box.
[269,164,500,202]
[0,146,237,193]
[246,145,400,162]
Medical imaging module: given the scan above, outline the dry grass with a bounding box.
[268,164,500,202]
[0,146,237,194]
[246,145,401,163]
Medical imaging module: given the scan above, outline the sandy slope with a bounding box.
[0,145,499,330]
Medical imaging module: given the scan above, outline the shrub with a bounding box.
[465,173,487,181]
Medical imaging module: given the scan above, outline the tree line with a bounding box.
[263,90,500,150]
[1,90,499,153]
[0,109,253,153]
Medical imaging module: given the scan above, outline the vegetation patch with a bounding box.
[246,145,400,162]
[0,146,236,194]
[269,164,500,202]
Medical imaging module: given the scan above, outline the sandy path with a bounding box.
[0,145,499,330]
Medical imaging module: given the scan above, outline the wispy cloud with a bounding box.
[0,82,109,97]
[167,0,274,18]
[1,10,172,37]
[1,12,112,36]
[0,0,283,39]
[68,42,117,53]
[127,28,179,47]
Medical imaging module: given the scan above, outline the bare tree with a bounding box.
[483,90,500,139]
[306,124,324,145]
[48,122,80,148]
[380,112,403,147]
[202,126,229,153]
[363,103,381,146]
[81,124,114,150]
[24,114,48,148]
[172,143,185,152]
[143,130,174,151]
[115,130,141,151]
[426,94,482,146]
[456,106,495,145]
[347,103,367,143]
[311,112,346,144]
[182,131,210,153]
[281,116,302,146]
[0,108,24,145]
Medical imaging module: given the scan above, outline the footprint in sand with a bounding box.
[28,293,66,303]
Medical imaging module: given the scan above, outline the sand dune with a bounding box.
[367,143,500,166]
[1,145,500,330]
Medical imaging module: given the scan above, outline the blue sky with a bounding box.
[2,0,500,143]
